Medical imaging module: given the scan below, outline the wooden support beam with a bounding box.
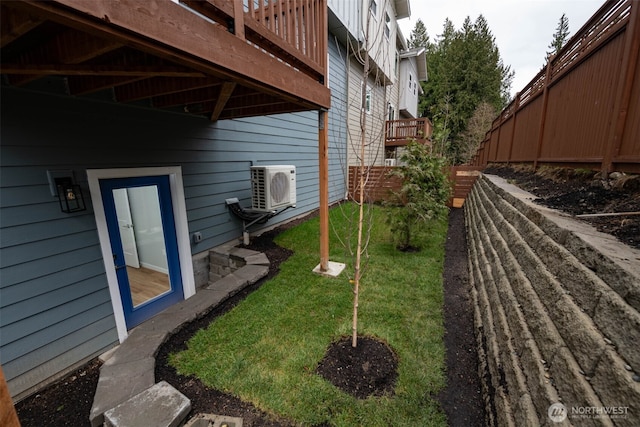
[55,31,122,64]
[114,77,221,102]
[0,5,43,48]
[68,75,146,95]
[1,63,205,77]
[211,82,237,121]
[318,110,329,272]
[0,366,19,427]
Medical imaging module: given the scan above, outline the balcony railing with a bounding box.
[182,0,327,83]
[385,118,433,147]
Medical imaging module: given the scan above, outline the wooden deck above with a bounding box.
[1,0,330,120]
[385,118,433,148]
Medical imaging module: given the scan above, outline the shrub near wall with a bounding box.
[465,174,640,427]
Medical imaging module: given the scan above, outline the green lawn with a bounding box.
[171,203,448,426]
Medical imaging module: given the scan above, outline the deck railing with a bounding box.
[182,0,327,82]
[385,118,433,147]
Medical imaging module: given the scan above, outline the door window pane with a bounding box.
[113,185,170,307]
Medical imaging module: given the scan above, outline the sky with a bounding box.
[398,0,606,97]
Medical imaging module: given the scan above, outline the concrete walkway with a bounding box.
[89,246,270,427]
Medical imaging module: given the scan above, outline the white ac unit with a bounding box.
[250,165,296,212]
[385,158,397,166]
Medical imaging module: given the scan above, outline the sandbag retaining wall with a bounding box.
[465,174,640,427]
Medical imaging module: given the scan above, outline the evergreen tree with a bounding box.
[408,19,430,49]
[547,13,570,59]
[418,15,512,163]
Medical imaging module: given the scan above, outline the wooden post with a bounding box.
[493,112,504,163]
[0,365,20,427]
[232,0,245,40]
[602,0,639,175]
[317,1,329,272]
[534,57,553,170]
[318,110,329,272]
[506,92,520,164]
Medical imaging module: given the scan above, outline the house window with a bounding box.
[362,81,372,114]
[370,0,377,18]
[388,103,395,121]
[384,13,391,39]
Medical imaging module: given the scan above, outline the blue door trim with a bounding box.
[99,175,184,328]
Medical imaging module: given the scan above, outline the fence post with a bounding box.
[494,113,504,163]
[601,0,640,175]
[506,93,520,165]
[534,57,553,170]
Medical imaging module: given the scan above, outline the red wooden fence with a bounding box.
[348,166,402,203]
[470,0,640,174]
[347,165,482,207]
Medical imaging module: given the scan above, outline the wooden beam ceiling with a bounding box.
[1,0,330,121]
[0,5,43,48]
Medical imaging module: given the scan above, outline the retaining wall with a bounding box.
[465,174,640,427]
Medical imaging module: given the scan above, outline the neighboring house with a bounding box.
[0,0,348,401]
[385,44,430,163]
[328,0,428,170]
[398,46,427,120]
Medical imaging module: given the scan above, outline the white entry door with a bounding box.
[88,166,196,342]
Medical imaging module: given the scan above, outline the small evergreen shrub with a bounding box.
[386,142,452,251]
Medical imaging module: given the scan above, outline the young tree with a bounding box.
[345,0,394,348]
[547,13,570,59]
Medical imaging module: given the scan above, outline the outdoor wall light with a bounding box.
[47,170,87,213]
[55,177,86,213]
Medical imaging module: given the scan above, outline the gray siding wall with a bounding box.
[0,43,348,399]
[328,35,349,200]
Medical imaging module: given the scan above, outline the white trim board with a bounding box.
[87,166,196,342]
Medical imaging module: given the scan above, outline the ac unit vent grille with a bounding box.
[250,165,296,211]
[270,172,289,204]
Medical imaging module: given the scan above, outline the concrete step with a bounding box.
[103,381,190,427]
[207,264,269,295]
[208,246,270,285]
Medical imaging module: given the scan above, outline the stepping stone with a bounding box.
[103,381,190,427]
[184,413,243,427]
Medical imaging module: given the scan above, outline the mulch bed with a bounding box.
[316,335,399,400]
